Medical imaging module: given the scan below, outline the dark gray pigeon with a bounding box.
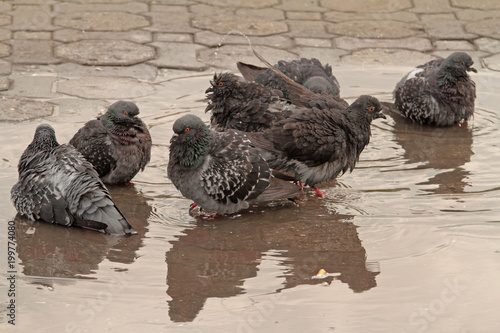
[237,57,341,99]
[205,72,295,132]
[393,52,477,126]
[70,101,152,184]
[244,95,386,197]
[11,124,134,236]
[167,114,302,215]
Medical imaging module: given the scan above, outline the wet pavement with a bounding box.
[1,0,500,332]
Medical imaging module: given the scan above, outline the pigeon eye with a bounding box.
[460,61,464,66]
[185,127,190,133]
[368,107,375,112]
[123,111,128,115]
[218,82,224,86]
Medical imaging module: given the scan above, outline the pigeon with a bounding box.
[237,57,341,99]
[11,124,134,236]
[69,100,152,184]
[393,52,477,126]
[244,95,386,197]
[205,72,295,132]
[167,114,302,215]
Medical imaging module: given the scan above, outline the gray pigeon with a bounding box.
[237,57,341,99]
[167,114,302,215]
[11,124,134,236]
[393,52,477,126]
[69,101,152,184]
[245,95,386,197]
[205,72,295,132]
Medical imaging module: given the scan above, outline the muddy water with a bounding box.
[1,67,499,332]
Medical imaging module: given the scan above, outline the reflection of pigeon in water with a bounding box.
[245,95,386,197]
[205,72,294,132]
[393,52,477,126]
[167,114,302,215]
[11,124,134,236]
[237,57,341,99]
[70,101,152,184]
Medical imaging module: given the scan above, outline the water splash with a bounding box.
[212,29,255,71]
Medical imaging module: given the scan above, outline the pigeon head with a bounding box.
[21,124,59,161]
[170,114,212,170]
[205,72,242,99]
[347,95,386,122]
[441,52,477,78]
[101,101,142,127]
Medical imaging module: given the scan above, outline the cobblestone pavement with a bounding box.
[0,0,499,120]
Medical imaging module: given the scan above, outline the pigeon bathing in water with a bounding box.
[393,52,477,126]
[11,124,134,236]
[167,114,302,216]
[70,101,152,185]
[244,95,386,198]
[237,57,341,99]
[205,72,295,132]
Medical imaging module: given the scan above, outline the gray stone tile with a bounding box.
[155,33,193,43]
[0,42,10,57]
[451,0,500,10]
[0,14,10,26]
[295,38,332,48]
[149,42,208,70]
[475,38,500,53]
[56,77,156,99]
[54,12,150,31]
[236,8,284,20]
[192,15,288,36]
[0,2,11,12]
[328,20,424,38]
[0,97,54,121]
[150,4,190,12]
[0,59,12,74]
[53,29,152,44]
[3,75,59,98]
[0,76,10,91]
[424,20,477,39]
[433,40,476,51]
[13,31,51,40]
[275,0,328,12]
[324,10,419,22]
[456,9,500,21]
[54,40,155,66]
[190,4,235,16]
[197,44,297,72]
[340,49,436,67]
[7,6,59,31]
[196,0,279,9]
[482,53,500,71]
[410,0,454,13]
[286,20,331,38]
[143,11,197,33]
[55,2,148,13]
[286,12,322,20]
[194,30,293,48]
[0,28,11,41]
[7,40,59,64]
[321,0,412,13]
[466,19,500,39]
[55,63,158,81]
[335,36,432,52]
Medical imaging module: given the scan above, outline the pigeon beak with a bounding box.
[467,66,477,73]
[205,86,214,93]
[375,110,386,119]
[170,133,179,143]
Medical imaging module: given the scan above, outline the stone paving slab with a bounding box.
[55,40,156,66]
[0,96,53,121]
[0,0,500,122]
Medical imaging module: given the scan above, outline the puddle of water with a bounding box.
[1,67,499,332]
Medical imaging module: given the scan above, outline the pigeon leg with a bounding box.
[123,181,135,186]
[189,202,198,211]
[311,186,326,198]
